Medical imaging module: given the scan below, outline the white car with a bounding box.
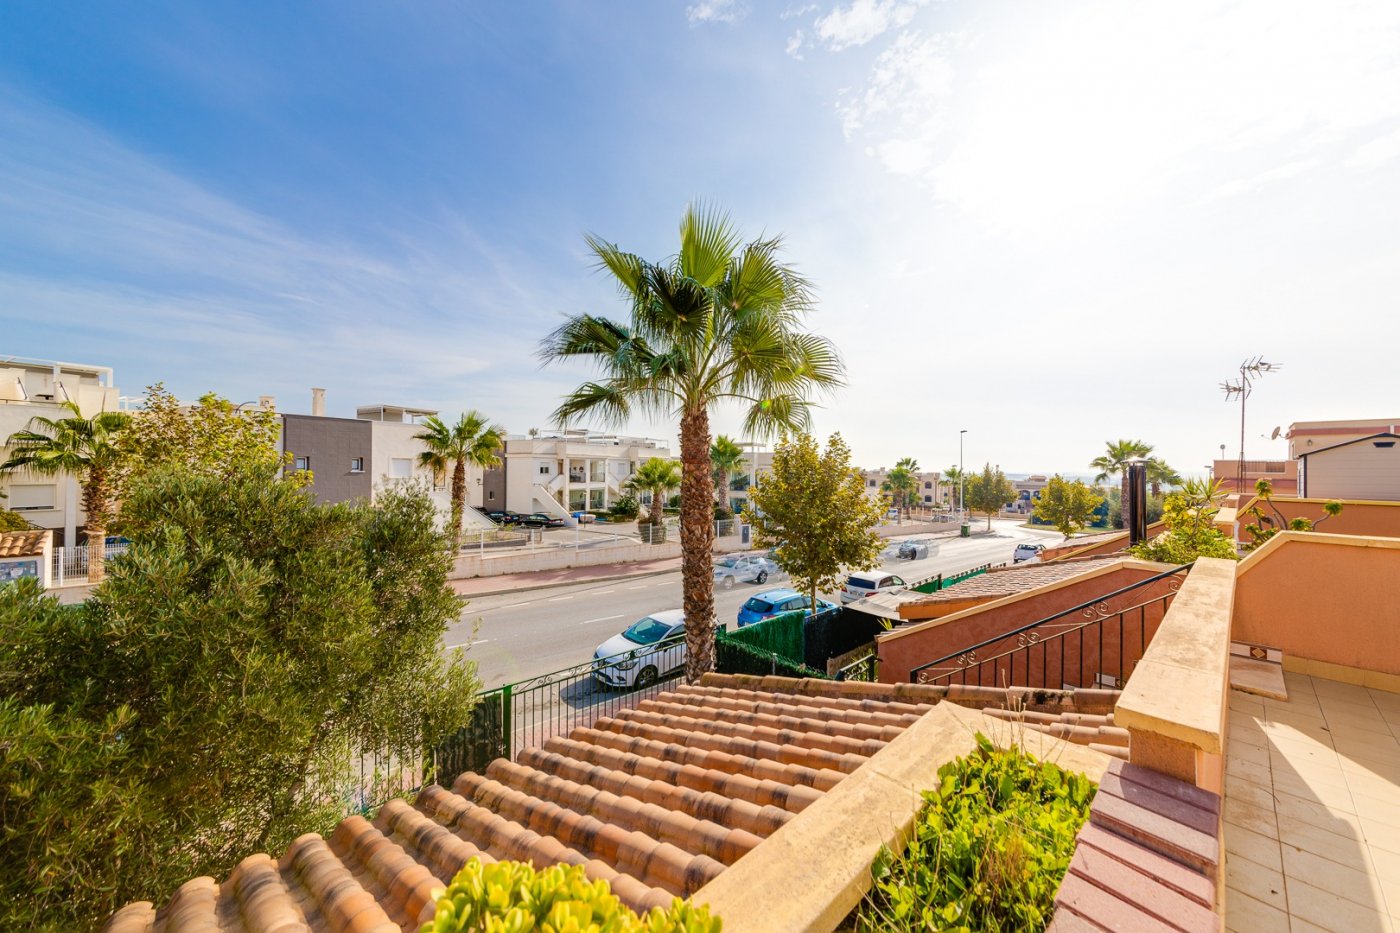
[713,554,781,589]
[593,611,688,689]
[840,571,908,604]
[1014,543,1046,564]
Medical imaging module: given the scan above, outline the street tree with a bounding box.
[116,383,284,489]
[1146,457,1182,498]
[963,463,1018,530]
[1090,439,1154,529]
[0,463,478,929]
[743,433,884,614]
[540,203,843,681]
[882,457,919,517]
[710,435,745,510]
[1,401,130,581]
[1033,475,1105,540]
[415,411,506,552]
[943,464,964,510]
[624,457,682,535]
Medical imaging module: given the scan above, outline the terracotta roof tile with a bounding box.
[904,557,1122,605]
[0,529,46,558]
[107,674,1149,931]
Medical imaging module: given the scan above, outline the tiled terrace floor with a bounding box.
[1225,672,1400,932]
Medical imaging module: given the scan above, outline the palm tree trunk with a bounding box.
[82,468,110,583]
[680,408,716,682]
[715,468,728,508]
[450,458,466,552]
[1120,472,1130,532]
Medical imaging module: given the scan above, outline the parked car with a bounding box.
[737,589,837,627]
[897,538,939,560]
[484,510,521,525]
[519,512,567,528]
[570,511,596,524]
[840,570,907,604]
[713,553,781,589]
[593,610,688,689]
[1014,542,1046,564]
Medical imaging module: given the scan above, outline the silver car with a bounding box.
[712,554,781,589]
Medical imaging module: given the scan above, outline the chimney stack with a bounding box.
[1126,459,1149,546]
[258,395,275,410]
[311,387,326,417]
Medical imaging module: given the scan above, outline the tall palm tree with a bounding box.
[1090,439,1154,529]
[709,435,745,509]
[1146,458,1183,499]
[540,203,843,680]
[1,401,130,582]
[624,457,682,532]
[415,411,505,551]
[943,464,964,510]
[882,457,919,517]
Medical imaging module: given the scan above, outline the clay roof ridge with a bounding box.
[615,704,893,757]
[592,716,869,777]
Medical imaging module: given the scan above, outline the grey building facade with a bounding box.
[281,414,373,504]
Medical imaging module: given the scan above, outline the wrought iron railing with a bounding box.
[908,564,1192,689]
[432,633,689,787]
[835,651,879,682]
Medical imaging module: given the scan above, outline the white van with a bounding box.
[840,571,907,604]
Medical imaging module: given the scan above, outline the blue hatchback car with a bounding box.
[737,588,837,627]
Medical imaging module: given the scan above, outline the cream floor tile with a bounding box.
[1342,753,1400,781]
[1267,693,1324,715]
[1320,697,1385,724]
[1278,812,1373,867]
[1227,796,1282,839]
[1347,772,1400,806]
[1229,852,1289,910]
[1229,746,1272,777]
[1354,791,1400,829]
[1283,846,1384,910]
[1285,672,1319,692]
[1334,734,1400,762]
[1284,875,1392,932]
[1275,788,1366,837]
[1269,728,1340,754]
[1233,723,1274,751]
[1230,773,1282,811]
[1369,845,1400,886]
[1225,889,1290,933]
[1272,771,1359,811]
[1314,679,1378,702]
[1233,693,1267,716]
[1271,754,1350,789]
[1325,712,1397,740]
[1362,818,1400,854]
[1227,820,1285,872]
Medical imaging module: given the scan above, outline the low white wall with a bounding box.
[449,533,746,579]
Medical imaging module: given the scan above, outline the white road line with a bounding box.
[580,614,624,625]
[547,595,574,601]
[653,581,671,586]
[593,589,616,595]
[443,639,490,649]
[627,585,647,590]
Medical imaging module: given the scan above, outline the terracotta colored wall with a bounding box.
[1042,521,1166,562]
[1234,536,1400,676]
[1236,498,1400,541]
[878,567,1177,685]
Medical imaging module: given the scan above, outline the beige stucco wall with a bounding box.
[1233,497,1400,541]
[1234,532,1400,676]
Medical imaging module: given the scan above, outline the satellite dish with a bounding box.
[1270,426,1281,440]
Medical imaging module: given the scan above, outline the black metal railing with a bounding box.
[432,634,689,787]
[835,651,879,682]
[908,564,1192,689]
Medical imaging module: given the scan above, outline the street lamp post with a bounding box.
[959,429,968,538]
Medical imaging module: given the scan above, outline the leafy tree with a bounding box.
[1,400,130,581]
[963,463,1017,530]
[1145,458,1182,498]
[709,435,745,507]
[0,464,478,929]
[1032,475,1105,540]
[609,492,640,520]
[743,433,884,614]
[1242,477,1342,551]
[1129,477,1240,562]
[881,457,919,517]
[116,383,285,489]
[624,457,682,533]
[415,411,506,552]
[943,464,965,509]
[0,510,30,532]
[1090,439,1154,529]
[540,204,843,681]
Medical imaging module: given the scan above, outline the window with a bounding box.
[867,479,876,487]
[350,457,364,473]
[389,458,412,479]
[488,490,496,501]
[6,484,55,511]
[539,464,551,475]
[294,456,310,472]
[924,495,933,503]
[924,481,932,488]
[589,488,605,510]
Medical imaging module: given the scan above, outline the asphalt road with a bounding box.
[446,519,1061,690]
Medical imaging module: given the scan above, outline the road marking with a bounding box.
[580,614,624,625]
[653,581,672,587]
[594,589,616,595]
[444,639,490,649]
[627,585,647,590]
[548,595,574,602]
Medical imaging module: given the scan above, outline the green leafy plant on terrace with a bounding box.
[853,736,1094,932]
[1129,477,1240,563]
[1241,477,1343,551]
[420,859,720,932]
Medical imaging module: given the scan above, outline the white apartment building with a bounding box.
[0,357,122,547]
[862,467,945,509]
[501,430,672,518]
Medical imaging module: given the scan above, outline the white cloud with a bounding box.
[1347,126,1400,170]
[782,4,819,20]
[786,30,806,59]
[1207,158,1321,200]
[686,0,743,25]
[814,0,930,51]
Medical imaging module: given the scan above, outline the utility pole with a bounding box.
[1221,357,1281,493]
[959,428,968,538]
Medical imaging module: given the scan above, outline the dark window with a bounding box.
[867,479,876,487]
[350,457,364,472]
[488,490,496,500]
[924,481,932,488]
[294,456,310,471]
[1375,441,1396,448]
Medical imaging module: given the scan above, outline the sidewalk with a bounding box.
[451,555,683,599]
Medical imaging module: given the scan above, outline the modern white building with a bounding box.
[501,430,672,518]
[0,357,122,547]
[861,467,945,509]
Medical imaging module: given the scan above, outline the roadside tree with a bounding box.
[116,383,285,488]
[964,463,1018,530]
[1032,476,1105,540]
[743,433,884,614]
[1090,439,1154,529]
[0,400,130,581]
[710,435,745,508]
[882,457,919,517]
[415,411,506,552]
[624,457,682,535]
[0,463,478,929]
[540,203,843,681]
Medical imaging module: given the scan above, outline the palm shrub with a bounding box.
[710,434,745,507]
[1130,477,1240,562]
[0,463,479,928]
[416,411,506,551]
[624,457,682,532]
[1090,439,1153,530]
[540,203,843,680]
[1,400,130,581]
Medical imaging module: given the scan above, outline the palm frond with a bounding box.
[585,234,646,298]
[678,201,741,288]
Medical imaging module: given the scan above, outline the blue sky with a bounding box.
[4,1,1400,475]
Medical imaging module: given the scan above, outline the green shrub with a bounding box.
[854,736,1094,932]
[610,494,640,520]
[0,509,31,532]
[420,859,720,932]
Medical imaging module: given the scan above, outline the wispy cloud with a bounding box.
[686,0,744,25]
[1347,126,1400,170]
[786,30,806,60]
[814,0,930,51]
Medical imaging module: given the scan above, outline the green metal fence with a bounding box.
[911,562,999,595]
